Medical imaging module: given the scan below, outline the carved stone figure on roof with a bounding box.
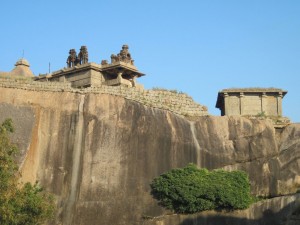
[101,60,108,65]
[78,46,89,65]
[117,45,134,65]
[66,49,77,68]
[110,54,120,63]
[110,45,134,65]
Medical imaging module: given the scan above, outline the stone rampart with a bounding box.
[0,77,73,91]
[0,78,208,117]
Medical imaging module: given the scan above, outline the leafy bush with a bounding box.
[150,164,253,213]
[256,111,267,118]
[0,118,55,224]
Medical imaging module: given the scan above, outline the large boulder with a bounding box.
[0,87,299,224]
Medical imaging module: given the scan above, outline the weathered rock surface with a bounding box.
[0,87,299,225]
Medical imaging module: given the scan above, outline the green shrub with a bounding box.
[0,118,55,225]
[150,164,253,213]
[256,111,267,118]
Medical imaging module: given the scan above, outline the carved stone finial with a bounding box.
[15,58,30,67]
[110,54,119,64]
[118,44,133,65]
[110,45,134,65]
[101,60,108,65]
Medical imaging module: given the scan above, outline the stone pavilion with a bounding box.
[216,88,287,117]
[35,45,145,89]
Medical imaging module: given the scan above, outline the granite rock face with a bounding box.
[0,87,299,225]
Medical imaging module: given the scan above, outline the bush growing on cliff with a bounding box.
[150,164,252,213]
[0,118,55,225]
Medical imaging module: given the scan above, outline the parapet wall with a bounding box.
[0,78,208,117]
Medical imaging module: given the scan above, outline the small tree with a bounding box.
[0,118,55,224]
[150,164,253,213]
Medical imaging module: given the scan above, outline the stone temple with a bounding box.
[35,45,145,89]
[0,58,34,78]
[216,88,287,117]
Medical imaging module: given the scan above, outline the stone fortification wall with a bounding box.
[0,77,73,91]
[0,78,208,117]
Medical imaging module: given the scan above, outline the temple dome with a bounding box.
[15,58,30,67]
[10,58,34,77]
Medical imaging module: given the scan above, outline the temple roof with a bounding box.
[216,87,288,109]
[10,58,34,77]
[101,61,145,78]
[15,58,30,67]
[0,58,34,78]
[219,88,287,94]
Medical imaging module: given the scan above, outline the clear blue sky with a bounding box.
[1,0,299,122]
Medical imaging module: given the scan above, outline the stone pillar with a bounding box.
[59,75,66,82]
[131,76,137,87]
[261,92,267,114]
[277,92,283,116]
[117,72,123,82]
[239,92,244,115]
[224,92,229,115]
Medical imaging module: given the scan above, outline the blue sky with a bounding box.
[1,1,299,122]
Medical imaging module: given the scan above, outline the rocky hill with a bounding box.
[0,85,299,225]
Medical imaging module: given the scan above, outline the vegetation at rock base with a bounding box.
[150,163,253,214]
[0,118,55,225]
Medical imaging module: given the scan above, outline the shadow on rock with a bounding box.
[178,199,299,225]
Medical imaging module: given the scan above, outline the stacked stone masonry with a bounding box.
[0,78,208,117]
